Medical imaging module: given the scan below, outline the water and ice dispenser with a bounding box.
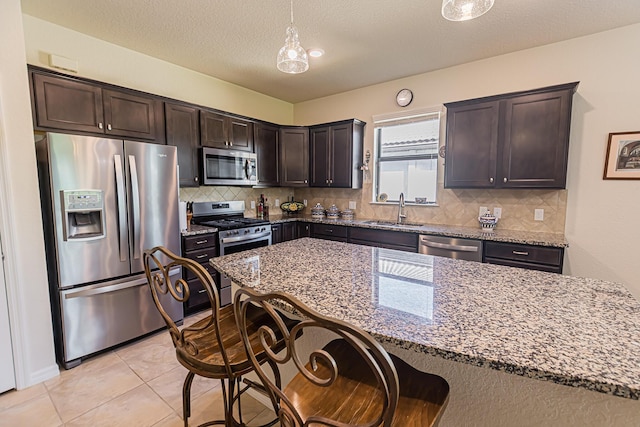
[61,190,106,240]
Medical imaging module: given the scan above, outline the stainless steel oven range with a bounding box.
[191,201,271,297]
[191,201,272,255]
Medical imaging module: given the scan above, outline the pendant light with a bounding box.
[277,0,309,74]
[442,0,495,21]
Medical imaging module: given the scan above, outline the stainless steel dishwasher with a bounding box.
[419,235,483,262]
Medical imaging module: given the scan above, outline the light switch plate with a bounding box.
[479,206,488,217]
[303,199,308,207]
[349,201,357,210]
[274,199,280,207]
[250,201,256,209]
[493,207,502,218]
[534,209,544,221]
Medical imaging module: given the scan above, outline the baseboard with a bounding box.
[23,364,59,389]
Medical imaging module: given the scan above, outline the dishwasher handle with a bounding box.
[420,238,479,252]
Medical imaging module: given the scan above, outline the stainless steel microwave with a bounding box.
[201,147,257,186]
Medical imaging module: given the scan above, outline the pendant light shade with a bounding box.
[442,0,495,21]
[277,0,309,74]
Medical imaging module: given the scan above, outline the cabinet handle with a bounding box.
[230,141,233,146]
[98,122,104,130]
[107,124,112,131]
[503,177,507,183]
[489,177,494,183]
[198,289,207,294]
[195,239,208,245]
[512,251,529,256]
[196,254,208,259]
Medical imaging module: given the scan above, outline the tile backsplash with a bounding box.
[180,186,293,218]
[181,183,567,233]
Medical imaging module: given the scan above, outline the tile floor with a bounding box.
[0,311,277,426]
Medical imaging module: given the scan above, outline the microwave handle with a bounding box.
[244,159,251,180]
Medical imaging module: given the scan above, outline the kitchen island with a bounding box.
[211,238,640,426]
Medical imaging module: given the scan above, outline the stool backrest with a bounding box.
[234,287,400,427]
[144,246,234,377]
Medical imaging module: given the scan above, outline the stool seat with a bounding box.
[234,288,450,427]
[285,339,449,427]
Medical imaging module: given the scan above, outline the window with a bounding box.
[373,108,441,204]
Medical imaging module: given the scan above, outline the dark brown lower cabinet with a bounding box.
[272,222,298,244]
[483,241,564,273]
[348,227,418,252]
[182,233,231,314]
[311,223,348,242]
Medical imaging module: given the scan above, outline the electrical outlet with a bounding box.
[275,198,280,207]
[493,207,502,218]
[303,199,308,207]
[250,201,256,209]
[479,206,488,217]
[534,209,544,221]
[349,201,357,210]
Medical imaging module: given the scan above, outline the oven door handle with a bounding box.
[220,230,271,245]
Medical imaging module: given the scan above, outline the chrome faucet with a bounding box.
[397,192,406,224]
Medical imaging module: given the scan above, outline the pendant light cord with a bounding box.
[290,0,294,25]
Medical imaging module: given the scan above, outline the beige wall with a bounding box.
[0,0,59,388]
[22,15,294,125]
[294,24,640,298]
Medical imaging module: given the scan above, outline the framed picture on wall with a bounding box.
[603,131,640,179]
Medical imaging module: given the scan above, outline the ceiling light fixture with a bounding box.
[441,0,495,21]
[277,0,309,74]
[308,48,324,58]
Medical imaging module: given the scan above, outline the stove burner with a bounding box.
[194,215,270,230]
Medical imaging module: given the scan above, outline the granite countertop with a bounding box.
[181,224,218,236]
[268,214,568,248]
[210,238,640,399]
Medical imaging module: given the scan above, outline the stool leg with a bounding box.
[183,371,195,427]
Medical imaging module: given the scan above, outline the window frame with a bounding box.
[372,107,442,204]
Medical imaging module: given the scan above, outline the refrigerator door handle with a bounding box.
[114,155,127,262]
[128,155,142,260]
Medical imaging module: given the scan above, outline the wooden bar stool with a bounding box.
[234,288,450,427]
[144,246,292,427]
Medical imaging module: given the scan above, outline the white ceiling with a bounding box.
[20,0,640,103]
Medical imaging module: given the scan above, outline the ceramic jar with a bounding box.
[326,204,340,220]
[478,211,498,232]
[340,209,354,220]
[311,203,325,218]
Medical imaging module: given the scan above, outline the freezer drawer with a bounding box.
[59,270,182,367]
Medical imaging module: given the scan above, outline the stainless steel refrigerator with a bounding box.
[36,132,183,369]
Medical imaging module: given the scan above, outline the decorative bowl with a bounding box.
[478,211,498,232]
[280,201,305,214]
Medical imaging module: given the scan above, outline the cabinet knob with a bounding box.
[326,179,329,184]
[503,177,507,183]
[194,176,199,182]
[489,177,494,183]
[329,179,333,184]
[98,122,104,130]
[107,124,112,131]
[304,180,308,183]
[230,141,233,146]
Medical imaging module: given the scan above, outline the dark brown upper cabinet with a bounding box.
[254,122,280,186]
[30,69,164,142]
[444,82,578,189]
[309,119,365,189]
[200,110,254,152]
[165,102,200,187]
[279,126,309,187]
